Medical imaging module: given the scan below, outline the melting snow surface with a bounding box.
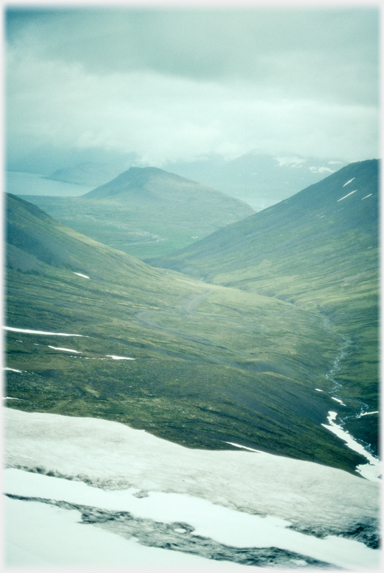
[337,190,357,202]
[331,397,346,406]
[4,326,85,337]
[358,411,379,418]
[73,272,90,279]
[225,442,265,453]
[4,409,380,569]
[4,467,379,571]
[321,411,380,482]
[106,355,135,360]
[5,493,244,570]
[3,367,23,373]
[48,346,82,353]
[343,178,355,187]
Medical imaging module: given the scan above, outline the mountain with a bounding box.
[150,159,379,453]
[152,160,377,279]
[83,166,253,218]
[6,142,134,177]
[8,143,346,208]
[22,167,255,260]
[165,152,348,210]
[5,193,375,475]
[45,162,123,187]
[5,192,198,296]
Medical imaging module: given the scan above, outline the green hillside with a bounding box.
[23,167,254,260]
[4,193,372,474]
[150,160,380,451]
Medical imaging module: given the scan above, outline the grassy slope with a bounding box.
[150,160,380,452]
[5,194,368,474]
[23,167,254,260]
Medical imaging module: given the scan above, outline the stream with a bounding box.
[319,315,380,482]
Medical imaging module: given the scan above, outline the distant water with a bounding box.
[5,171,94,197]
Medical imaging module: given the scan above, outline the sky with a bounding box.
[5,5,380,170]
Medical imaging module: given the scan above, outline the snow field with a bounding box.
[4,467,379,570]
[5,496,250,570]
[5,408,380,569]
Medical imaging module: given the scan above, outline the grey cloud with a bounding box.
[5,7,379,168]
[6,8,378,104]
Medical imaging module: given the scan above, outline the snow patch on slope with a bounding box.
[321,411,380,482]
[3,326,85,337]
[48,346,82,353]
[337,190,357,202]
[106,355,135,360]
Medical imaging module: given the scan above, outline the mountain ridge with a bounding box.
[84,166,254,210]
[45,161,123,187]
[149,159,378,280]
[23,166,255,260]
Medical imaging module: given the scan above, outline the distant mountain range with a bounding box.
[45,162,123,187]
[24,167,255,260]
[9,145,348,210]
[6,143,133,177]
[52,153,345,208]
[165,152,348,209]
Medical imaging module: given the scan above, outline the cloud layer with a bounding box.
[6,7,379,167]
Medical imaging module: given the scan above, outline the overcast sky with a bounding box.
[5,6,379,168]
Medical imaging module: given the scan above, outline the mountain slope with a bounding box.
[150,160,379,453]
[84,166,252,213]
[165,152,347,210]
[151,160,377,278]
[45,162,123,187]
[6,193,163,285]
[4,193,373,474]
[26,167,254,260]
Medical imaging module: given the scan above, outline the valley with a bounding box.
[5,7,380,569]
[4,158,380,474]
[150,160,379,455]
[4,160,380,569]
[6,258,365,472]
